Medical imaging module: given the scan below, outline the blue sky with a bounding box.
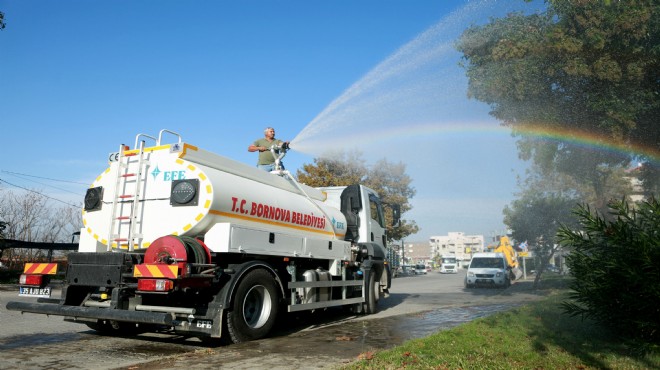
[0,0,544,242]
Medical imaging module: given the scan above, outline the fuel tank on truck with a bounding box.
[81,140,349,254]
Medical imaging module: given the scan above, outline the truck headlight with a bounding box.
[170,179,199,207]
[84,186,103,211]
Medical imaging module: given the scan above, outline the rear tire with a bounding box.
[225,269,280,343]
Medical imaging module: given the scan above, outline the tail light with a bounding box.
[20,274,44,286]
[137,279,174,292]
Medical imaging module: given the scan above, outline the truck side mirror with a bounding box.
[391,204,401,227]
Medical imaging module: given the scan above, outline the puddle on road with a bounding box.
[0,303,524,370]
[234,303,523,361]
[0,332,83,350]
[387,304,521,341]
[103,343,193,357]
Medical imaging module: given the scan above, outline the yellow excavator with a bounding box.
[494,236,523,281]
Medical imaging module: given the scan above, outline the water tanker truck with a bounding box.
[6,129,395,343]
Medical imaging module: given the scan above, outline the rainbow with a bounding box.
[513,123,660,163]
[292,120,659,164]
[326,121,657,160]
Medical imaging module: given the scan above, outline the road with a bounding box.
[0,272,547,369]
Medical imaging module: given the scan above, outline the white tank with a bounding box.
[81,142,349,252]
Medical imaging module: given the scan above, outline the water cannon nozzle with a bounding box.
[282,142,290,150]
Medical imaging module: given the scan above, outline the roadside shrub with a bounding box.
[0,268,21,284]
[558,198,660,342]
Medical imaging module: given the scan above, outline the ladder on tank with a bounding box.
[107,138,152,252]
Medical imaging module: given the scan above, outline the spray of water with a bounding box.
[290,0,539,160]
[288,0,542,236]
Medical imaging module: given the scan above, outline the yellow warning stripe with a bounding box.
[176,143,199,158]
[24,263,58,275]
[133,264,178,278]
[123,144,171,156]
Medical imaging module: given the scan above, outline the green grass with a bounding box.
[345,281,659,369]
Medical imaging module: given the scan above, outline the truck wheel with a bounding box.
[225,269,279,343]
[364,271,380,314]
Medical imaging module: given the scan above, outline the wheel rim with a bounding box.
[242,285,272,329]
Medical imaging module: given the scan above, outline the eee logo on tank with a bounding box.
[331,217,345,230]
[151,166,186,181]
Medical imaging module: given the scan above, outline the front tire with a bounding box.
[364,270,380,314]
[225,269,280,343]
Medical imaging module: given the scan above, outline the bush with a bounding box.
[558,198,660,342]
[0,268,21,284]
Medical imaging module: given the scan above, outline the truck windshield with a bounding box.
[470,257,504,269]
[442,258,456,263]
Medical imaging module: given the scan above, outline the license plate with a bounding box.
[19,286,52,298]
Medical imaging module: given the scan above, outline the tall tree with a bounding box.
[0,11,5,30]
[296,152,418,242]
[296,151,367,188]
[503,187,580,287]
[456,1,659,199]
[364,158,419,241]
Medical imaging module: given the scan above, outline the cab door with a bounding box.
[365,188,386,248]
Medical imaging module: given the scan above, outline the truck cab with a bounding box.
[319,184,387,248]
[440,255,458,274]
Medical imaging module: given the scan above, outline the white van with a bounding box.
[464,252,510,288]
[414,264,427,275]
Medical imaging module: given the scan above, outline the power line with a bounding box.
[0,178,81,209]
[1,170,88,185]
[2,171,84,196]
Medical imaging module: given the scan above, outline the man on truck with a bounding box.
[248,126,290,172]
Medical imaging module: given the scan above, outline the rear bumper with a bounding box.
[5,301,173,325]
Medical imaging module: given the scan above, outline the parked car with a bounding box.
[414,264,427,275]
[546,265,560,273]
[464,252,510,289]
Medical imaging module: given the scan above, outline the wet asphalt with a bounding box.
[0,272,547,369]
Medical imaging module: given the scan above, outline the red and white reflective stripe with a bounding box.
[133,264,178,279]
[23,263,58,275]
